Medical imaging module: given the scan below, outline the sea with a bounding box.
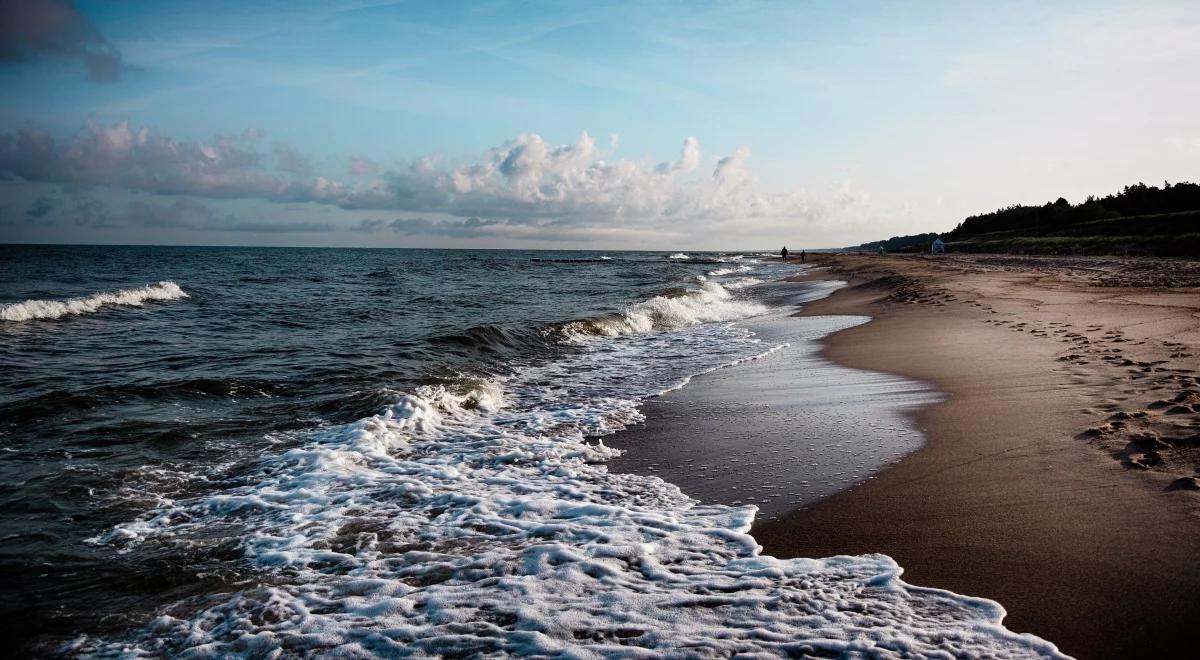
[0,245,1061,657]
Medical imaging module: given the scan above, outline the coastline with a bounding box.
[606,308,938,522]
[611,254,1200,660]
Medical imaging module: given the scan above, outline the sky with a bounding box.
[1,0,1198,250]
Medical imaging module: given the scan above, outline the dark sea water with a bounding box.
[0,245,1060,657]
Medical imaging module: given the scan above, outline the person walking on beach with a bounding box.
[781,246,789,261]
[800,250,806,263]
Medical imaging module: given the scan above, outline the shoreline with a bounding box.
[611,254,1200,660]
[606,306,938,522]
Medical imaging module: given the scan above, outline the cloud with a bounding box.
[1,119,876,240]
[71,196,116,227]
[128,197,224,229]
[713,146,752,186]
[225,220,332,233]
[349,217,387,232]
[307,132,774,228]
[25,195,54,218]
[350,214,559,241]
[347,155,378,177]
[11,189,117,227]
[385,216,506,238]
[0,119,290,198]
[125,198,331,233]
[299,132,804,230]
[350,217,480,237]
[274,142,312,177]
[656,136,700,174]
[0,0,124,82]
[350,215,681,244]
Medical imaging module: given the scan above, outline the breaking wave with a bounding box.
[557,280,766,340]
[0,281,188,322]
[83,351,1063,657]
[64,260,1061,657]
[722,276,764,290]
[424,280,765,360]
[709,264,752,277]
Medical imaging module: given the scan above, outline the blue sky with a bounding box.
[1,0,1198,249]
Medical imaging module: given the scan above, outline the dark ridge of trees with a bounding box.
[839,181,1200,256]
[947,181,1200,239]
[845,232,940,252]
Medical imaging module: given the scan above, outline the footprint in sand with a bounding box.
[1166,476,1200,491]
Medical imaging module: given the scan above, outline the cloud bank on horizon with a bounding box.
[1,118,863,246]
[1,0,1199,249]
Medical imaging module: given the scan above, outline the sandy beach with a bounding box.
[8,1,1200,654]
[612,253,1200,659]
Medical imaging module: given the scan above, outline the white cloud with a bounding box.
[0,118,285,198]
[1,119,881,244]
[347,155,378,177]
[273,142,312,177]
[656,136,700,174]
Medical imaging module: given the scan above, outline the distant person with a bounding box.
[800,250,806,263]
[781,246,789,261]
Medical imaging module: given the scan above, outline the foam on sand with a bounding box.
[82,312,1066,657]
[0,281,188,322]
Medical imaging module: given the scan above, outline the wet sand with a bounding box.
[611,254,1200,660]
[608,310,937,520]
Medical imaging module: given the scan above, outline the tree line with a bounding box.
[946,181,1200,239]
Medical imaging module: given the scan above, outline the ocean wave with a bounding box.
[530,257,615,263]
[722,276,764,290]
[429,324,540,355]
[84,347,1063,657]
[709,264,753,277]
[555,280,766,340]
[667,252,690,260]
[428,280,765,356]
[0,377,285,425]
[0,281,188,322]
[70,266,1059,657]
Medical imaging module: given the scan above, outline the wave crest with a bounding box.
[556,281,766,340]
[708,264,751,277]
[0,281,188,322]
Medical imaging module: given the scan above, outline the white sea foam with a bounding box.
[79,278,1064,657]
[559,280,767,341]
[667,252,690,260]
[722,276,764,290]
[0,281,188,322]
[84,356,1064,657]
[708,264,752,277]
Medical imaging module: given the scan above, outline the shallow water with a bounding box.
[0,246,1061,656]
[609,311,940,521]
